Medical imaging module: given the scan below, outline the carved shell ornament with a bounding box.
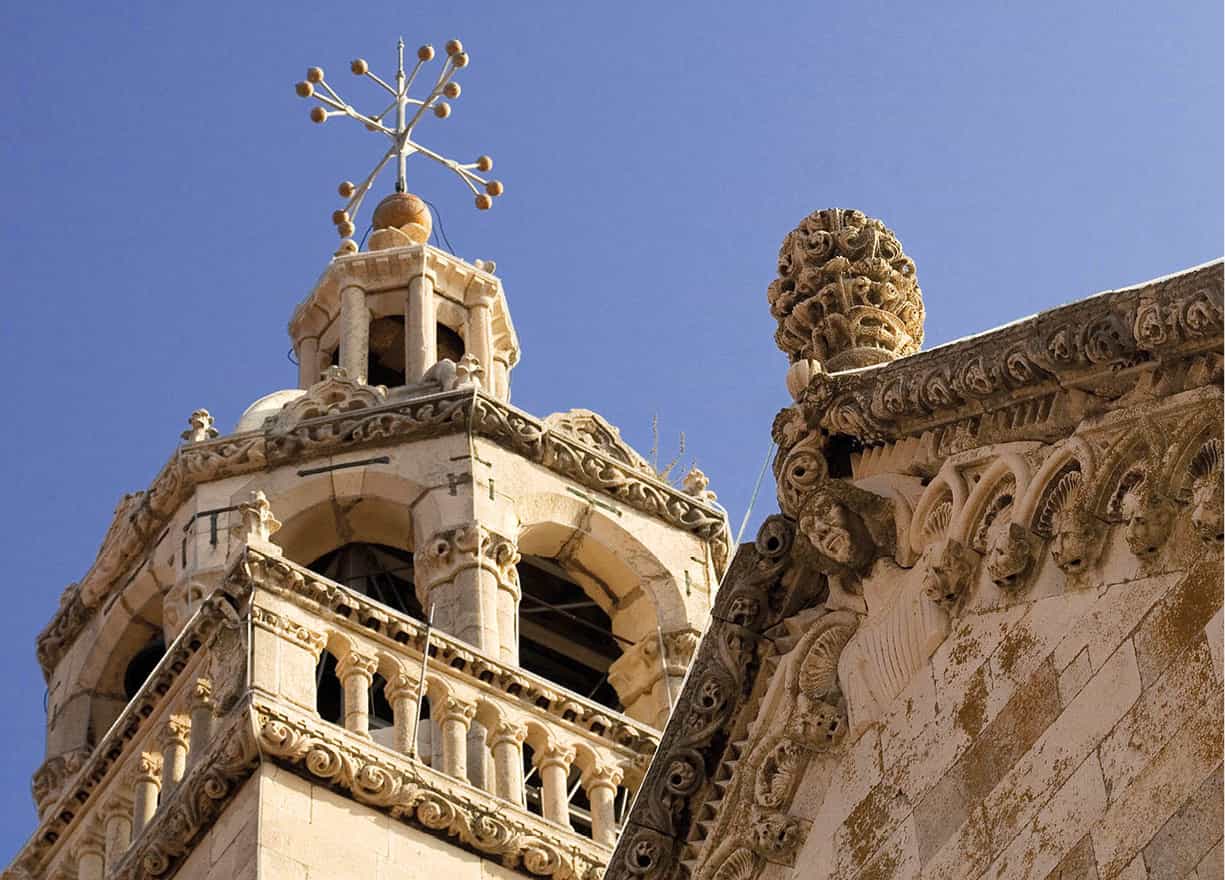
[767,208,924,372]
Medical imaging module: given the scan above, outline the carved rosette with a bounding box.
[768,208,924,372]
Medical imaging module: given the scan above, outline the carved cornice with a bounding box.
[786,261,1221,449]
[9,593,247,879]
[255,700,608,880]
[231,547,660,757]
[37,389,729,680]
[609,517,814,880]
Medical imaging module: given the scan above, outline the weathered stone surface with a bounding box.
[1142,769,1223,880]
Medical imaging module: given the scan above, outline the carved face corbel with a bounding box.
[748,806,802,859]
[1190,473,1224,548]
[798,492,876,577]
[1050,505,1104,574]
[1122,489,1177,559]
[922,537,978,609]
[985,521,1036,590]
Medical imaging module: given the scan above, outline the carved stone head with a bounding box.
[749,807,802,858]
[799,492,876,575]
[1050,505,1104,575]
[788,693,843,748]
[1191,473,1224,547]
[922,538,977,609]
[1123,488,1177,559]
[985,522,1035,590]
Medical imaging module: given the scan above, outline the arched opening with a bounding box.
[436,323,464,363]
[517,556,623,711]
[316,650,342,725]
[306,543,423,621]
[324,320,465,388]
[122,635,166,701]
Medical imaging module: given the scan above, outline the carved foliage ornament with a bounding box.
[767,208,925,371]
[785,264,1222,445]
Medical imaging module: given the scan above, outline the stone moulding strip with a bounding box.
[254,698,608,880]
[8,593,247,880]
[798,262,1223,445]
[36,389,730,680]
[232,546,660,760]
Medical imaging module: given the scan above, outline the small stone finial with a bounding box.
[682,467,718,505]
[238,490,281,546]
[767,208,924,372]
[180,409,219,444]
[368,192,433,249]
[454,353,484,388]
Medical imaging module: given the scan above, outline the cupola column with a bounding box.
[466,287,496,391]
[339,283,370,381]
[405,268,438,383]
[297,336,321,388]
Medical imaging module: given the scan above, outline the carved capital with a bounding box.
[336,651,378,685]
[535,741,576,771]
[415,523,520,592]
[131,752,163,785]
[581,761,624,793]
[160,715,192,749]
[384,672,418,703]
[438,696,477,726]
[487,720,528,749]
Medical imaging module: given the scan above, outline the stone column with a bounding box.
[438,697,475,781]
[187,678,215,769]
[102,798,133,868]
[339,284,370,381]
[131,753,163,835]
[159,716,191,801]
[337,652,378,736]
[488,721,527,804]
[405,272,437,383]
[297,336,321,388]
[415,524,509,654]
[583,763,624,847]
[491,356,510,400]
[76,826,106,880]
[496,576,520,664]
[385,672,420,755]
[465,288,496,390]
[535,743,576,829]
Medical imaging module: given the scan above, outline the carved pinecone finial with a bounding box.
[767,208,924,372]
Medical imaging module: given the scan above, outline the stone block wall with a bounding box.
[791,559,1222,880]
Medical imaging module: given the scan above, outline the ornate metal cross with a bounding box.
[295,38,503,240]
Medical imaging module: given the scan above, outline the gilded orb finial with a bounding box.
[767,209,924,372]
[295,37,504,251]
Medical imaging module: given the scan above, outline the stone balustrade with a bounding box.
[27,596,240,880]
[235,545,657,847]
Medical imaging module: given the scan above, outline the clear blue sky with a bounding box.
[1,0,1220,857]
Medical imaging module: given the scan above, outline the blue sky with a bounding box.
[0,0,1219,857]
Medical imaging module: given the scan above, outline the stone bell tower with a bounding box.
[5,40,728,880]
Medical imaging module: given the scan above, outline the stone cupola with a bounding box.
[288,197,519,400]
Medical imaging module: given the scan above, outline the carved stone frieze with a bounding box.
[782,262,1222,451]
[270,367,389,433]
[37,390,729,681]
[255,702,608,879]
[544,409,654,473]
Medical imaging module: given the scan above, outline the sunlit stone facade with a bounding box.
[608,213,1224,880]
